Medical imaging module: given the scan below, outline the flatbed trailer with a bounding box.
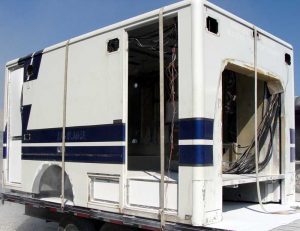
[1,193,224,230]
[2,0,298,230]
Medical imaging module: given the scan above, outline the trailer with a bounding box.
[2,0,298,230]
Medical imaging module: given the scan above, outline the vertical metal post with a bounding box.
[254,27,264,211]
[159,8,165,229]
[61,40,70,209]
[191,0,206,225]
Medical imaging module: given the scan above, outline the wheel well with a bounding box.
[32,164,74,201]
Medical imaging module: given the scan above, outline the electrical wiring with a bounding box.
[129,24,177,53]
[224,93,280,174]
[166,46,178,177]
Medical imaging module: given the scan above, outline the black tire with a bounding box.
[58,217,96,231]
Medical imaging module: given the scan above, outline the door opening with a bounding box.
[221,68,282,203]
[127,17,179,175]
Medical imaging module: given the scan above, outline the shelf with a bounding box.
[222,174,284,186]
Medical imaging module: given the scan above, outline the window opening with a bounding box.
[206,16,218,34]
[107,38,119,52]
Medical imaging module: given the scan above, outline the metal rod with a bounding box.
[61,40,70,209]
[159,7,165,229]
[253,27,265,212]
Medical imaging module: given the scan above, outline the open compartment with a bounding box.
[221,67,282,203]
[126,16,179,211]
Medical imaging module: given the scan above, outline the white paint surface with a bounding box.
[92,178,120,204]
[208,202,300,231]
[8,68,23,184]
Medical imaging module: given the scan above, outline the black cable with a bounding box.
[224,93,280,174]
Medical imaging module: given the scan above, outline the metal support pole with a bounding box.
[159,8,165,229]
[61,40,70,209]
[254,27,265,211]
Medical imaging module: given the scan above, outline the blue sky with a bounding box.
[0,0,299,109]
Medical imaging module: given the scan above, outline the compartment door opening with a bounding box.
[222,68,282,203]
[7,67,24,184]
[126,16,179,211]
[127,18,179,174]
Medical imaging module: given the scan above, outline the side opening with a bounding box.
[126,16,179,211]
[221,68,282,203]
[127,17,179,174]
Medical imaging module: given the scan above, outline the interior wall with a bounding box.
[127,17,179,172]
[222,69,281,202]
[222,70,280,176]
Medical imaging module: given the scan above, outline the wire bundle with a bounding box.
[166,47,178,175]
[224,93,280,174]
[129,24,177,53]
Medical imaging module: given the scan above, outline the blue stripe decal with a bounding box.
[290,128,295,144]
[290,147,295,162]
[179,118,213,140]
[22,123,125,143]
[179,145,213,166]
[3,147,7,159]
[3,125,7,159]
[22,146,125,163]
[22,146,57,154]
[22,105,32,134]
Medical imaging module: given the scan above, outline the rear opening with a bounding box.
[221,68,282,203]
[127,17,179,174]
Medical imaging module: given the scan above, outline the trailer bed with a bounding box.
[208,202,300,231]
[1,192,222,231]
[2,192,300,231]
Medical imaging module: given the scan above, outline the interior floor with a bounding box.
[222,173,284,187]
[208,202,300,231]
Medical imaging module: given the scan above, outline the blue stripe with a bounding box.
[22,146,124,164]
[3,147,7,159]
[22,154,124,163]
[290,128,295,144]
[22,146,57,154]
[290,147,295,162]
[179,118,213,140]
[22,123,125,143]
[179,145,213,166]
[22,105,31,133]
[3,125,7,159]
[22,146,124,154]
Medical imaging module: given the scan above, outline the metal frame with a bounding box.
[1,192,224,231]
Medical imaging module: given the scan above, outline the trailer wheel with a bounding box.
[58,217,96,231]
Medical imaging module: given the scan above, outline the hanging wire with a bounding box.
[166,46,178,177]
[224,93,280,174]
